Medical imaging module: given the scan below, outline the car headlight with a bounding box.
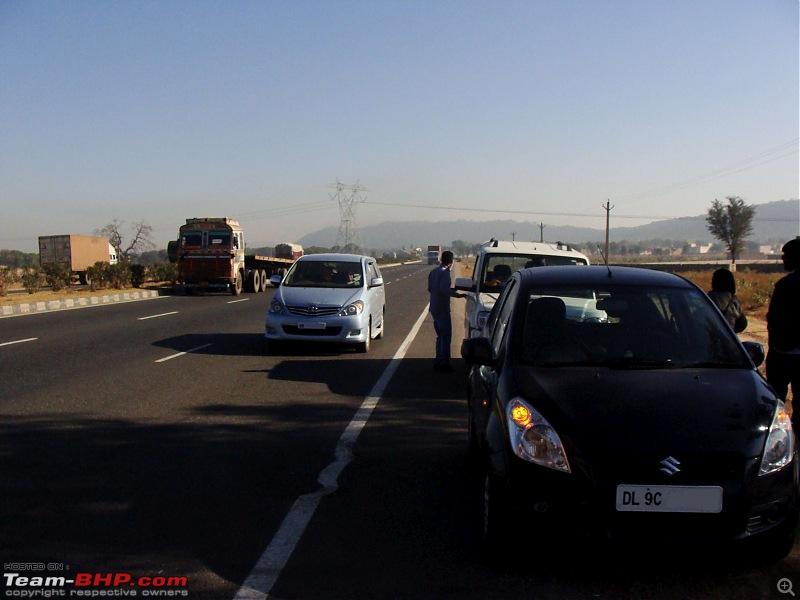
[339,300,364,317]
[759,400,794,476]
[477,310,491,329]
[269,299,285,314]
[507,398,571,473]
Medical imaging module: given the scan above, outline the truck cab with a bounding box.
[175,217,246,294]
[455,239,589,339]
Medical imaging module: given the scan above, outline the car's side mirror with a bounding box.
[742,341,765,367]
[461,337,495,366]
[369,276,384,287]
[455,277,474,292]
[270,275,283,287]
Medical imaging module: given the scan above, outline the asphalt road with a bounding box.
[2,262,799,600]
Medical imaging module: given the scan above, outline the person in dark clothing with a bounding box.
[428,250,465,372]
[708,268,748,333]
[766,238,800,409]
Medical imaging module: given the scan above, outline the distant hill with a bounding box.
[298,199,799,250]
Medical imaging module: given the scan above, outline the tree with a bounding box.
[95,219,156,262]
[705,196,756,265]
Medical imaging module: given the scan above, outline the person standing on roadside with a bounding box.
[766,238,800,410]
[708,268,748,333]
[428,250,465,373]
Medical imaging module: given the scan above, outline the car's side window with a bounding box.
[367,261,379,282]
[490,279,518,356]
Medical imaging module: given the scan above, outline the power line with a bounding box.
[366,201,796,223]
[612,139,799,203]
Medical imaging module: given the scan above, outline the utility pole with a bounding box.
[602,200,614,265]
[511,230,516,241]
[538,222,545,243]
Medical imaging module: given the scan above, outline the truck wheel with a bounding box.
[231,273,243,296]
[252,270,262,293]
[259,270,268,292]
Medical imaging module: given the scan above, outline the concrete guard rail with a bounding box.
[1,288,170,317]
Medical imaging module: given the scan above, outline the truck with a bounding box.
[168,217,303,295]
[38,234,117,285]
[427,245,442,265]
[455,239,590,339]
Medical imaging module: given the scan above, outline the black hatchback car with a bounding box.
[461,266,798,558]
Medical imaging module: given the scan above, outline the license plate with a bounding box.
[616,485,722,513]
[297,322,326,330]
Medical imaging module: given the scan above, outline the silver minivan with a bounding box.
[265,253,386,353]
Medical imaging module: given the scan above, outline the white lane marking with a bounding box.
[234,304,431,600]
[137,311,178,321]
[0,337,37,347]
[229,298,250,304]
[154,343,213,363]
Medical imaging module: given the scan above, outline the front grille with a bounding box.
[587,451,746,484]
[287,305,340,317]
[282,326,342,337]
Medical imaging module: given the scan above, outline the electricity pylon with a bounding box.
[329,179,368,252]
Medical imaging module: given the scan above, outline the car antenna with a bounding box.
[596,245,612,278]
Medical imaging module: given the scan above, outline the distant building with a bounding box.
[682,243,713,256]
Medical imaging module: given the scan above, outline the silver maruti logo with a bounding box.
[309,305,318,313]
[660,456,681,476]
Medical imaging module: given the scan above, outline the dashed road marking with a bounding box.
[137,311,178,320]
[155,343,213,363]
[0,337,37,347]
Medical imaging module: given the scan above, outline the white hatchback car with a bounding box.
[265,253,386,353]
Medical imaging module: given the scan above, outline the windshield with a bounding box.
[208,231,231,248]
[518,285,747,368]
[180,232,202,248]
[283,260,363,288]
[479,254,587,292]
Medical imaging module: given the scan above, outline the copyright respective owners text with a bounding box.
[3,563,190,597]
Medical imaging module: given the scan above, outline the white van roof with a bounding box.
[479,239,589,262]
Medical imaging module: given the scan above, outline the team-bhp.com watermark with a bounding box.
[3,564,189,597]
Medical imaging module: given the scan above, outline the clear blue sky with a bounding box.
[1,0,798,252]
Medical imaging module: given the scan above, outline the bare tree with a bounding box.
[705,196,756,266]
[96,219,156,262]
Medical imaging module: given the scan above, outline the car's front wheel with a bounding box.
[358,317,372,353]
[375,306,385,339]
[483,469,511,553]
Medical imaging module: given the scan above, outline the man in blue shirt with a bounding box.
[428,250,465,373]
